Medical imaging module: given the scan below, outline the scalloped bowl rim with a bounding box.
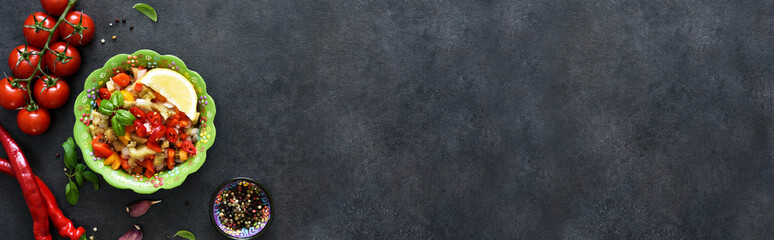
[73,49,216,194]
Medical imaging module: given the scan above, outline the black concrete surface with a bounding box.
[0,0,773,239]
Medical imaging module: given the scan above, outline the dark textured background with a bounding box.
[0,0,773,239]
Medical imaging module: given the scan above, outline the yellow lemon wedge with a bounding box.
[137,68,198,120]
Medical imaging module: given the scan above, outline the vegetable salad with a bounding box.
[89,67,199,179]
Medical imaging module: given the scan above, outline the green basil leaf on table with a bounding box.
[76,163,86,173]
[173,230,195,240]
[65,181,79,205]
[75,171,83,186]
[133,3,158,22]
[61,137,76,170]
[112,116,126,136]
[83,171,100,191]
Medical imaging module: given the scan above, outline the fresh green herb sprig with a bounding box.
[97,92,135,136]
[62,137,100,205]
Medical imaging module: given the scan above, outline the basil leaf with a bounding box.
[83,170,100,191]
[98,100,116,115]
[76,163,87,173]
[61,137,76,170]
[110,90,124,108]
[83,170,98,183]
[173,230,195,240]
[75,171,84,187]
[115,109,136,126]
[112,117,126,136]
[65,182,79,205]
[133,3,158,22]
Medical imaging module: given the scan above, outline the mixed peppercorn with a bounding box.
[217,184,268,230]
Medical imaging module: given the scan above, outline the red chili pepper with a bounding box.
[133,120,148,137]
[148,125,166,143]
[181,141,197,155]
[146,111,163,126]
[166,128,178,143]
[0,124,52,239]
[0,159,85,240]
[129,107,146,121]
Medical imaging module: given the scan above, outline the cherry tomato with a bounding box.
[23,12,58,48]
[112,73,131,87]
[33,76,69,109]
[181,141,197,155]
[134,83,144,92]
[59,11,94,46]
[133,120,148,137]
[98,87,110,100]
[8,45,41,79]
[166,128,178,143]
[129,107,146,121]
[44,42,81,77]
[0,77,29,110]
[148,125,166,143]
[147,111,163,126]
[17,107,50,135]
[41,0,68,16]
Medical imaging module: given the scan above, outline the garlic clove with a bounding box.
[118,224,143,240]
[126,199,162,217]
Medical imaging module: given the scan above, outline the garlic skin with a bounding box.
[118,224,143,240]
[126,200,162,217]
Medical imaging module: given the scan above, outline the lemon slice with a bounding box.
[137,68,198,120]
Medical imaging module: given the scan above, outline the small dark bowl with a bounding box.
[210,177,273,239]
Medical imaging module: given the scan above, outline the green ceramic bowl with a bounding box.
[73,49,216,194]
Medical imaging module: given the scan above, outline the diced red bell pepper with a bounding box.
[166,149,175,170]
[146,141,161,152]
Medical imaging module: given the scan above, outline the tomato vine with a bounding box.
[13,0,79,112]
